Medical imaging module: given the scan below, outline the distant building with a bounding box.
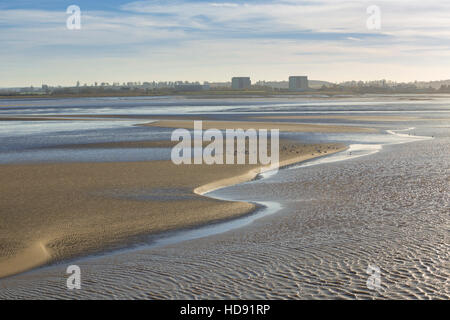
[231,77,251,90]
[289,76,309,91]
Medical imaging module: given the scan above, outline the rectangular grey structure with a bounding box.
[231,77,251,90]
[289,76,309,91]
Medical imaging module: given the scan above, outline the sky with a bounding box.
[1,0,450,87]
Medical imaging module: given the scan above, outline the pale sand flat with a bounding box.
[0,242,50,279]
[145,120,377,133]
[0,140,346,278]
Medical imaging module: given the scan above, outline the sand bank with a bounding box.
[145,119,376,133]
[0,139,346,278]
[249,115,423,122]
[43,140,179,149]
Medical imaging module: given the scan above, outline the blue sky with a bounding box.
[1,0,450,87]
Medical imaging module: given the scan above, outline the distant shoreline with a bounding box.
[0,90,447,100]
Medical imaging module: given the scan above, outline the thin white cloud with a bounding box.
[1,0,450,86]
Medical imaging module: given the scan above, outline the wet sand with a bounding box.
[43,140,181,149]
[146,119,376,133]
[0,138,345,278]
[0,115,211,122]
[248,115,450,123]
[250,115,423,121]
[0,97,448,299]
[2,134,447,299]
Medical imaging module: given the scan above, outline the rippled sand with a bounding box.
[0,136,344,278]
[0,130,448,299]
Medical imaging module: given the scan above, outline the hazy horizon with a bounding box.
[3,78,450,90]
[2,0,450,87]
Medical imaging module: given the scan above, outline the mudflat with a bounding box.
[0,138,346,278]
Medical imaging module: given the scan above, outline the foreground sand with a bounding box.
[0,137,346,278]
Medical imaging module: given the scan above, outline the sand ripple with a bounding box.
[0,132,448,299]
